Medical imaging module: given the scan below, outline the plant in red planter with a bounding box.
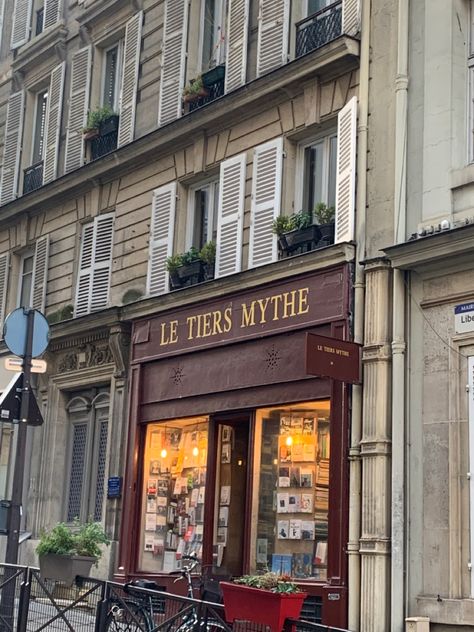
[221,572,307,631]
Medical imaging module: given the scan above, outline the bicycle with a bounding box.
[104,554,230,632]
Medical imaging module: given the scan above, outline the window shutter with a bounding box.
[335,96,357,243]
[64,47,91,173]
[0,0,5,49]
[0,91,25,206]
[249,138,283,268]
[67,422,87,522]
[90,214,114,313]
[10,0,32,49]
[256,0,289,77]
[75,214,114,317]
[342,0,361,36]
[225,0,249,93]
[43,0,61,29]
[158,0,189,127]
[43,62,65,184]
[215,153,246,278]
[118,12,143,147]
[0,253,10,330]
[31,235,50,312]
[146,182,176,296]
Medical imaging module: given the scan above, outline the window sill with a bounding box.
[12,21,67,75]
[450,163,474,191]
[417,596,474,626]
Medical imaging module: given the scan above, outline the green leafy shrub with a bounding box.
[271,215,294,236]
[85,105,116,131]
[183,76,206,98]
[200,241,216,264]
[233,572,301,594]
[313,202,335,224]
[292,209,313,230]
[166,253,184,272]
[180,246,201,265]
[36,520,109,561]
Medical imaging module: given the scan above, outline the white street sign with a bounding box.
[455,302,474,334]
[4,357,47,373]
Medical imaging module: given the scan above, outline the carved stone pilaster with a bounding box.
[109,323,132,378]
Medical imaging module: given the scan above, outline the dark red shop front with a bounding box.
[117,263,353,628]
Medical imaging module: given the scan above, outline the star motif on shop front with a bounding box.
[171,366,185,385]
[265,345,281,370]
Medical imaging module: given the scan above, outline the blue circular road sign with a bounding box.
[3,309,50,358]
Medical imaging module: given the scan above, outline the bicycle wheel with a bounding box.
[104,599,152,632]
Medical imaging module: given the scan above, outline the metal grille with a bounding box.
[90,131,118,161]
[67,423,88,522]
[23,162,43,194]
[295,2,342,58]
[94,420,108,521]
[188,77,225,113]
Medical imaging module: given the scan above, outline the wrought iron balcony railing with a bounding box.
[23,161,43,194]
[90,130,118,161]
[188,77,225,113]
[295,1,343,59]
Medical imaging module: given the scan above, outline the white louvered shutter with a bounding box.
[0,0,6,49]
[249,138,283,268]
[90,214,114,313]
[146,182,176,296]
[0,253,10,330]
[118,12,143,147]
[64,47,91,173]
[225,0,249,93]
[0,91,25,206]
[335,96,357,243]
[342,0,361,36]
[31,235,50,312]
[158,0,188,127]
[43,0,61,29]
[10,0,32,49]
[215,153,246,278]
[43,62,65,184]
[75,214,114,316]
[256,0,289,77]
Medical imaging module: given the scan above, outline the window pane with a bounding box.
[94,419,108,521]
[103,46,119,111]
[252,401,330,580]
[193,189,208,250]
[328,135,337,209]
[307,0,330,15]
[67,423,88,522]
[304,143,324,211]
[19,255,34,307]
[139,417,209,572]
[32,90,48,164]
[202,0,217,69]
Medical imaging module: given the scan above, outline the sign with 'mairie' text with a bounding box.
[455,302,474,334]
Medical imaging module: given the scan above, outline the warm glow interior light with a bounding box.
[192,446,199,457]
[160,448,167,458]
[285,436,293,446]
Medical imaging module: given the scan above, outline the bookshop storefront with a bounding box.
[118,264,353,627]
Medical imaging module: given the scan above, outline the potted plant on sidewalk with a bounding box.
[221,572,307,631]
[36,520,109,586]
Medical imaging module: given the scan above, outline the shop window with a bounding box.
[65,393,110,523]
[139,417,209,572]
[300,133,337,214]
[200,0,227,71]
[251,400,330,580]
[187,179,219,250]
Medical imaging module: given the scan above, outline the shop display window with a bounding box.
[251,401,330,581]
[139,417,209,572]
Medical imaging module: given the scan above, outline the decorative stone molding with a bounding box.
[57,342,113,373]
[109,323,131,378]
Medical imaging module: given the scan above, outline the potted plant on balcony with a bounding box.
[221,572,307,631]
[183,76,209,103]
[200,240,216,280]
[202,64,226,89]
[314,202,335,246]
[36,520,109,586]
[272,210,321,256]
[83,105,119,139]
[178,246,205,285]
[166,253,184,290]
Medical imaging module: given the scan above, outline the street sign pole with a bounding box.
[5,309,34,565]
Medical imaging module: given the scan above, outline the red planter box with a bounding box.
[220,582,307,631]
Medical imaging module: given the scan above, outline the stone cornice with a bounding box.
[383,224,474,272]
[0,36,359,225]
[12,22,68,76]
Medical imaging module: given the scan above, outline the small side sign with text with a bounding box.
[455,302,474,334]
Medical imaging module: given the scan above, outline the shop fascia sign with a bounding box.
[455,302,474,334]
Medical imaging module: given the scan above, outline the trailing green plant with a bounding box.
[313,202,335,225]
[199,241,216,265]
[271,215,294,236]
[36,520,109,562]
[84,105,116,131]
[233,572,301,594]
[183,75,205,98]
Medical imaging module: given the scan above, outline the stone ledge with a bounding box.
[12,22,68,75]
[416,596,474,625]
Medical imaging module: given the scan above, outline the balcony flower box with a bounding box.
[202,64,226,88]
[99,114,120,136]
[39,554,96,587]
[278,224,322,253]
[221,580,307,631]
